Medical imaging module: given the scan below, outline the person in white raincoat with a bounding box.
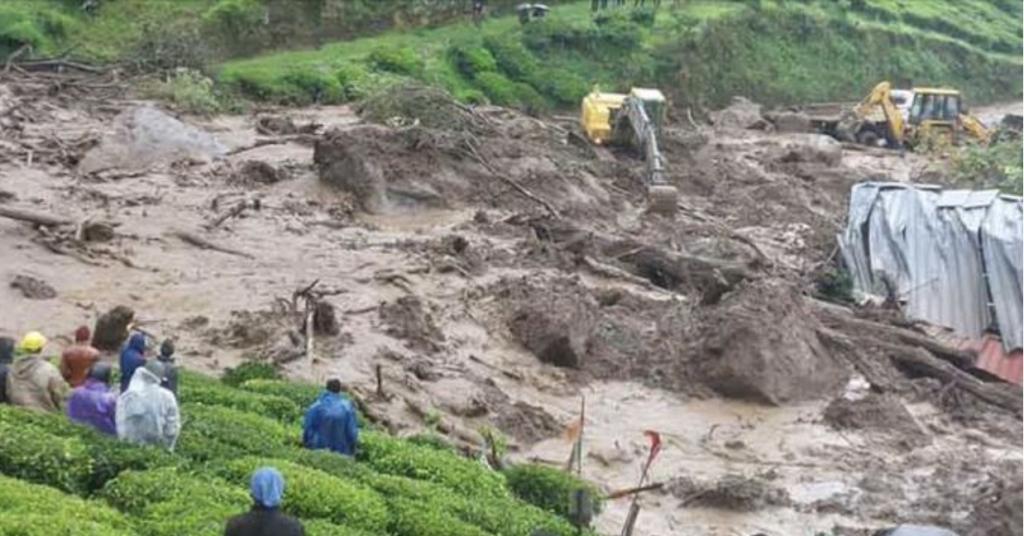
[116,366,180,450]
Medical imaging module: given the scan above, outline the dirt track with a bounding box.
[0,74,1020,536]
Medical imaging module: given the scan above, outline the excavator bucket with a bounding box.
[647,185,678,216]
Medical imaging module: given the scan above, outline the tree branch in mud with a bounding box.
[169,229,254,259]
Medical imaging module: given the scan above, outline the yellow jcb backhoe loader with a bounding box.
[581,88,678,216]
[837,82,989,148]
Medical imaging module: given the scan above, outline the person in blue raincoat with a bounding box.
[302,379,359,456]
[119,332,147,393]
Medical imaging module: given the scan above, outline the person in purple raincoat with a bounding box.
[67,363,117,435]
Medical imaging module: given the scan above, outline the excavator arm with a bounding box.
[614,97,678,215]
[851,81,905,146]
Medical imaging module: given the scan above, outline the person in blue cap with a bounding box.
[302,379,359,456]
[224,467,304,536]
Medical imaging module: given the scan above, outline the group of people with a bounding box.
[0,325,362,535]
[0,328,181,448]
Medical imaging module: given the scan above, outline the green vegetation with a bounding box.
[504,464,603,521]
[1,1,1019,111]
[0,367,596,536]
[214,0,1020,110]
[952,138,1024,196]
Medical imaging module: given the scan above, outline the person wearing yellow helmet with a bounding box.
[18,332,47,354]
[7,331,67,413]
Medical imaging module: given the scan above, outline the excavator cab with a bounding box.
[907,88,962,146]
[580,88,677,215]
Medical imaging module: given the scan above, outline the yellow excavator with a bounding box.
[837,81,989,148]
[581,88,678,216]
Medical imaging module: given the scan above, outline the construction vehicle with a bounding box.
[581,88,678,216]
[807,82,989,148]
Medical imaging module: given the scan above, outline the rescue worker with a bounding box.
[116,366,180,450]
[302,379,359,456]
[61,325,100,388]
[7,332,67,413]
[145,339,179,397]
[119,332,147,393]
[67,363,117,435]
[224,467,305,536]
[0,337,15,404]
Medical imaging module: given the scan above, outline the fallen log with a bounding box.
[0,206,72,227]
[170,230,254,259]
[206,201,249,229]
[814,302,974,367]
[883,343,1022,416]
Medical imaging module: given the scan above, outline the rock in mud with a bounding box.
[235,160,290,185]
[711,97,770,130]
[79,106,225,173]
[776,136,843,167]
[669,474,790,511]
[766,111,812,133]
[824,392,929,447]
[495,401,562,443]
[9,275,56,300]
[314,125,391,212]
[379,296,445,353]
[93,305,135,352]
[508,292,595,369]
[693,280,848,405]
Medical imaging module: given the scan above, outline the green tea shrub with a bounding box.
[304,519,384,536]
[220,457,390,532]
[0,405,177,491]
[388,498,493,536]
[221,361,281,387]
[0,421,93,493]
[358,431,508,499]
[100,467,249,536]
[176,404,293,462]
[0,474,135,536]
[240,378,321,408]
[448,40,498,78]
[180,381,300,421]
[503,464,603,521]
[368,46,424,76]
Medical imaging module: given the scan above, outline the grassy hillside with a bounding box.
[1,0,1020,110]
[0,365,599,536]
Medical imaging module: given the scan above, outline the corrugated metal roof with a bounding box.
[840,183,1023,351]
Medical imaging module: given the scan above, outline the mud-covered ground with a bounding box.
[0,73,1020,536]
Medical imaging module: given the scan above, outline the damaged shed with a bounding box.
[839,183,1023,377]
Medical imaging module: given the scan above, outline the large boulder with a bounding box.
[507,286,596,369]
[693,280,848,405]
[711,97,770,130]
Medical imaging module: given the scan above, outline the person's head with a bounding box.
[19,332,47,355]
[144,360,167,383]
[0,337,15,364]
[326,379,342,394]
[88,363,113,385]
[250,467,285,509]
[74,326,91,344]
[159,339,175,359]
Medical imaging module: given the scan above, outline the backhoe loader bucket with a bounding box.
[647,185,678,216]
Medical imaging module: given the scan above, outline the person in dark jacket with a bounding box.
[225,467,305,536]
[119,332,147,393]
[145,339,178,397]
[0,337,15,404]
[302,379,359,456]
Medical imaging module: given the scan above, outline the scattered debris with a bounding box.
[379,296,445,353]
[9,274,57,300]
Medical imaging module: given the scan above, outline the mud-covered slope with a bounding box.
[0,73,1021,536]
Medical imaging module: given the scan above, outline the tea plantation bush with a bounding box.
[176,404,293,462]
[220,361,281,387]
[218,457,389,531]
[504,464,604,521]
[0,369,602,536]
[0,474,136,536]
